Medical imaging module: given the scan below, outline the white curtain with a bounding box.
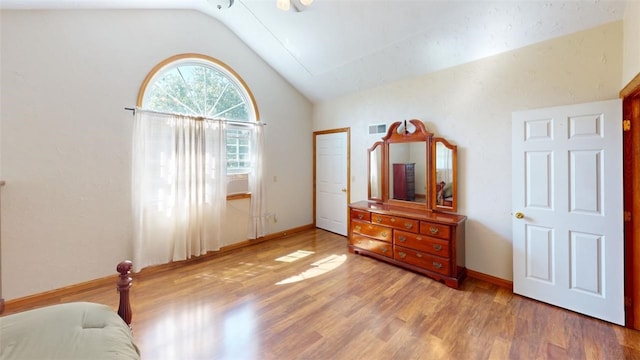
[248,124,267,239]
[435,142,452,183]
[132,110,226,271]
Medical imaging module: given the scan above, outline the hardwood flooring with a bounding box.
[3,228,640,359]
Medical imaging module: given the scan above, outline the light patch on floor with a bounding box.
[276,254,347,285]
[275,250,314,263]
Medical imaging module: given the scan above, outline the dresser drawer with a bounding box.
[394,230,450,258]
[394,246,450,276]
[370,214,419,233]
[350,209,371,222]
[351,235,393,258]
[351,220,391,242]
[420,221,451,240]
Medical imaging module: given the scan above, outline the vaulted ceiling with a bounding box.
[0,0,628,102]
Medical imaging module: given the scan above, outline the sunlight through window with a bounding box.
[275,250,314,263]
[275,254,346,285]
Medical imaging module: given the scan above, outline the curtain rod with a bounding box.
[124,107,265,126]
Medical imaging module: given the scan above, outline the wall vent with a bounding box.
[369,124,387,135]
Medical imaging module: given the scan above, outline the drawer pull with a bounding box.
[416,236,422,241]
[429,227,439,234]
[381,232,388,238]
[390,218,396,222]
[398,236,406,242]
[355,239,362,244]
[354,225,361,232]
[432,262,443,269]
[375,217,383,223]
[398,252,407,259]
[433,244,443,251]
[404,223,413,229]
[357,214,364,219]
[381,247,388,253]
[416,253,422,258]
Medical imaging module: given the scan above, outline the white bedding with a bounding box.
[0,302,140,360]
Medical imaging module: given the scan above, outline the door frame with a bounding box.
[313,128,351,231]
[622,72,640,329]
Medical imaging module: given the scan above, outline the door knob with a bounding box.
[341,188,347,192]
[515,212,525,219]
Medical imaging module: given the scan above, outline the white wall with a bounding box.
[0,9,313,300]
[623,1,640,86]
[314,21,623,282]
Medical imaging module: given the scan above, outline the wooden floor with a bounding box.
[4,228,640,359]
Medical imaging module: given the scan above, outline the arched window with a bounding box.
[137,53,258,121]
[137,53,260,194]
[132,54,267,270]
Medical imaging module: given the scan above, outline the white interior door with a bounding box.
[315,131,348,236]
[512,99,624,325]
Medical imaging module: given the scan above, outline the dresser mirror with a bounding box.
[367,119,458,212]
[432,138,458,212]
[388,142,427,203]
[381,119,433,209]
[368,141,383,201]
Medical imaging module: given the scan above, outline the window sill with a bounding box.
[227,192,251,201]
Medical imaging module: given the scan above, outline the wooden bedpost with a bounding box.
[116,260,133,326]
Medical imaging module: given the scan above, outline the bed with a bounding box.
[0,261,140,360]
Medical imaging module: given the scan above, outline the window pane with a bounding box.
[144,63,252,122]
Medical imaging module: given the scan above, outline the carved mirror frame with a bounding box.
[367,119,458,212]
[383,119,433,210]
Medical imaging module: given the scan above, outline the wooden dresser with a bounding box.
[348,200,466,288]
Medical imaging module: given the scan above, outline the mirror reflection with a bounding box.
[435,141,453,207]
[389,142,426,203]
[368,142,383,201]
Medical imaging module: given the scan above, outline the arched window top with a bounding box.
[137,53,259,121]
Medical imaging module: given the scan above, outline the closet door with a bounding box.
[315,130,349,236]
